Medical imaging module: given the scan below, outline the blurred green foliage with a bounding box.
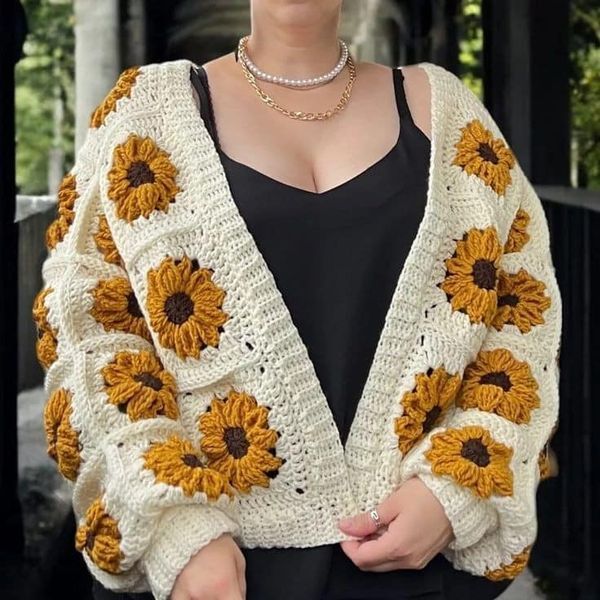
[15,0,75,195]
[458,0,484,99]
[571,0,600,188]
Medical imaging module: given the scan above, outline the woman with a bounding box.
[33,1,561,600]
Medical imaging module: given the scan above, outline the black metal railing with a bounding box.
[531,186,600,600]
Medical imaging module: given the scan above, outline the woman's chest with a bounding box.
[198,63,403,195]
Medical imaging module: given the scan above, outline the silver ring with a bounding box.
[368,508,382,529]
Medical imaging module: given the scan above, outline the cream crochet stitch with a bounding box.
[33,58,562,599]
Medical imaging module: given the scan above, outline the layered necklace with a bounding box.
[236,35,356,121]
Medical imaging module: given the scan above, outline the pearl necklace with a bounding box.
[236,36,357,121]
[236,34,349,88]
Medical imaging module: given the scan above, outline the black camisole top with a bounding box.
[188,58,513,600]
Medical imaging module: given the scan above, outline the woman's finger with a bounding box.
[236,562,246,598]
[339,526,404,568]
[338,493,400,537]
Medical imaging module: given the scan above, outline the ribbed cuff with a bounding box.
[142,504,240,600]
[415,472,494,551]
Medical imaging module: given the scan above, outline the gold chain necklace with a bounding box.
[236,36,357,121]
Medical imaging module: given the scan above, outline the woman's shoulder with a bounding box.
[356,60,435,142]
[359,58,457,81]
[357,59,466,104]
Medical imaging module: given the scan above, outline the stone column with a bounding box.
[74,0,120,151]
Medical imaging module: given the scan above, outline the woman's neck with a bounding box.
[247,3,342,78]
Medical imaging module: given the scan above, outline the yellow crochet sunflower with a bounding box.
[94,214,125,267]
[504,208,531,254]
[146,256,228,360]
[75,499,124,574]
[452,119,516,197]
[142,436,234,499]
[107,133,180,222]
[394,367,461,455]
[32,287,58,370]
[90,66,141,128]
[485,546,532,581]
[198,390,283,493]
[457,348,539,424]
[440,227,502,325]
[90,276,152,342]
[43,387,81,481]
[492,269,551,333]
[101,350,179,421]
[45,173,79,250]
[425,425,513,499]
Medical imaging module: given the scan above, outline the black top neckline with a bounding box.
[190,63,430,198]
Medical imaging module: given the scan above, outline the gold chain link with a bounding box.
[237,36,356,121]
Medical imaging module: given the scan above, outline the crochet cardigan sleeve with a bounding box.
[398,70,562,580]
[32,69,240,600]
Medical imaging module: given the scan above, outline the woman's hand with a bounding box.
[337,476,454,572]
[171,532,246,600]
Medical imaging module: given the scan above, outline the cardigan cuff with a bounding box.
[412,472,496,551]
[142,504,240,600]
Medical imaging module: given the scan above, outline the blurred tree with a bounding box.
[457,0,483,99]
[15,0,75,195]
[571,0,600,189]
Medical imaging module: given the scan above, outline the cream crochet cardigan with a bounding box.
[33,58,562,599]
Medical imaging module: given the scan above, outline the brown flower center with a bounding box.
[223,426,249,458]
[127,161,155,187]
[127,291,143,318]
[133,371,164,391]
[164,292,194,324]
[498,293,519,307]
[85,530,95,551]
[472,259,497,290]
[422,406,442,433]
[478,142,499,164]
[480,371,512,391]
[182,453,203,468]
[460,438,490,467]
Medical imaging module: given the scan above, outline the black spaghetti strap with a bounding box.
[392,67,416,128]
[190,65,221,149]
